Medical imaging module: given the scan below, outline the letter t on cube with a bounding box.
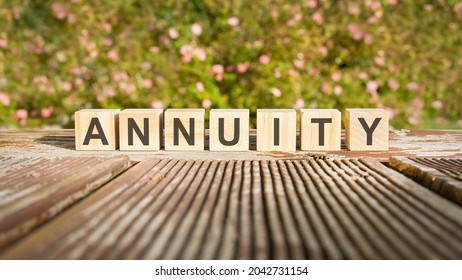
[257,109,296,152]
[209,109,249,151]
[300,109,341,151]
[345,108,389,151]
[75,109,120,150]
[164,109,205,151]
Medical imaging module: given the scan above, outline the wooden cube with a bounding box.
[209,109,249,151]
[119,109,163,151]
[300,109,341,151]
[345,108,389,151]
[164,109,205,151]
[75,109,120,151]
[257,109,296,152]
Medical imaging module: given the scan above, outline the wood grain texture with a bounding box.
[2,158,462,260]
[0,155,131,250]
[75,109,120,151]
[0,130,461,161]
[389,157,462,205]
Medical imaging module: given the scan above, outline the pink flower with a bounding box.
[259,54,270,65]
[271,87,281,97]
[15,109,28,119]
[51,3,68,20]
[0,92,10,106]
[193,48,206,61]
[366,81,379,94]
[41,107,53,118]
[149,46,160,53]
[227,17,239,27]
[211,64,224,74]
[331,71,341,82]
[318,46,328,56]
[308,67,317,76]
[358,72,368,80]
[308,0,317,9]
[333,85,343,95]
[293,59,304,69]
[60,82,72,92]
[431,100,443,110]
[142,79,153,89]
[389,0,398,6]
[191,23,202,36]
[348,5,361,16]
[311,12,323,24]
[321,83,331,94]
[293,98,305,109]
[215,74,223,82]
[237,63,249,73]
[150,100,163,109]
[196,82,204,92]
[106,49,119,62]
[408,116,421,126]
[407,82,420,91]
[0,39,7,49]
[142,61,152,71]
[168,28,178,39]
[287,69,296,76]
[374,56,385,67]
[202,99,212,108]
[363,34,374,45]
[274,68,282,78]
[387,79,399,91]
[410,98,424,109]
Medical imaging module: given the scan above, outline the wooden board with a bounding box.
[0,155,131,250]
[389,157,462,205]
[2,158,461,260]
[0,130,460,161]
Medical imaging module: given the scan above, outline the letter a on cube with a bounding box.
[300,109,341,151]
[119,109,163,151]
[257,109,296,152]
[209,109,249,151]
[164,109,205,151]
[345,108,389,151]
[75,109,120,150]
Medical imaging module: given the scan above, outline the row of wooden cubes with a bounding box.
[75,108,388,152]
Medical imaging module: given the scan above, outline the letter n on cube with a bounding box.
[119,109,163,151]
[209,109,249,151]
[164,109,205,151]
[75,109,120,150]
[345,108,389,151]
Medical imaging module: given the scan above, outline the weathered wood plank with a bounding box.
[0,155,131,250]
[389,157,462,205]
[1,129,461,161]
[2,158,462,260]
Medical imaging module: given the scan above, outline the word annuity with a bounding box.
[75,108,389,152]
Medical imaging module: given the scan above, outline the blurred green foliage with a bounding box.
[0,0,461,129]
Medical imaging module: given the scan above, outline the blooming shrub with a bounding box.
[0,0,461,129]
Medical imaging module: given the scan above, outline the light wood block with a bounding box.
[119,109,163,151]
[75,109,120,151]
[345,108,389,151]
[257,109,296,152]
[164,109,205,151]
[300,109,341,151]
[209,109,249,151]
